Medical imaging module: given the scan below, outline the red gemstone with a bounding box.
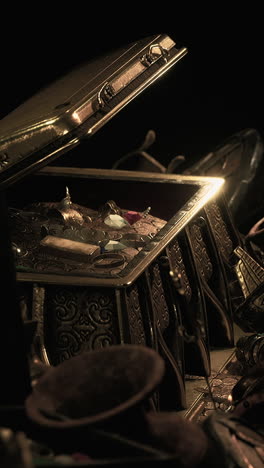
[123,211,142,225]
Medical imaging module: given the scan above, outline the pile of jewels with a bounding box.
[9,187,166,274]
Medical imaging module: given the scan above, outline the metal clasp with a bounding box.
[140,43,169,67]
[169,268,185,296]
[0,152,9,169]
[97,82,115,108]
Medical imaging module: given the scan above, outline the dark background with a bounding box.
[1,16,263,167]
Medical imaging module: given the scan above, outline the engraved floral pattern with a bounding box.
[125,283,146,345]
[205,202,233,261]
[44,287,119,364]
[149,263,169,333]
[189,223,213,282]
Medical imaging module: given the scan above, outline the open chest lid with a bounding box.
[0,34,187,189]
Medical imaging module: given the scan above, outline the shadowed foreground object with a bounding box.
[145,411,209,467]
[25,345,165,433]
[7,343,264,466]
[0,192,31,404]
[24,345,215,466]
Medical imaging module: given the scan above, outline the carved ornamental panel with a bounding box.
[188,222,213,283]
[205,202,233,261]
[167,237,192,303]
[125,283,146,346]
[148,262,170,334]
[44,286,119,365]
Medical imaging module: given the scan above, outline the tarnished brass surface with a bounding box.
[11,167,224,287]
[0,34,187,189]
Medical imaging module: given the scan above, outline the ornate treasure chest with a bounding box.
[0,33,242,411]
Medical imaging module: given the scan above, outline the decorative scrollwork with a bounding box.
[189,223,213,282]
[205,202,233,261]
[44,287,119,364]
[85,296,113,324]
[149,263,169,333]
[91,333,115,349]
[56,329,82,355]
[54,291,78,321]
[125,284,146,345]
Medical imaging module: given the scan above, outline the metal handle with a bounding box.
[141,43,169,67]
[97,82,115,108]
